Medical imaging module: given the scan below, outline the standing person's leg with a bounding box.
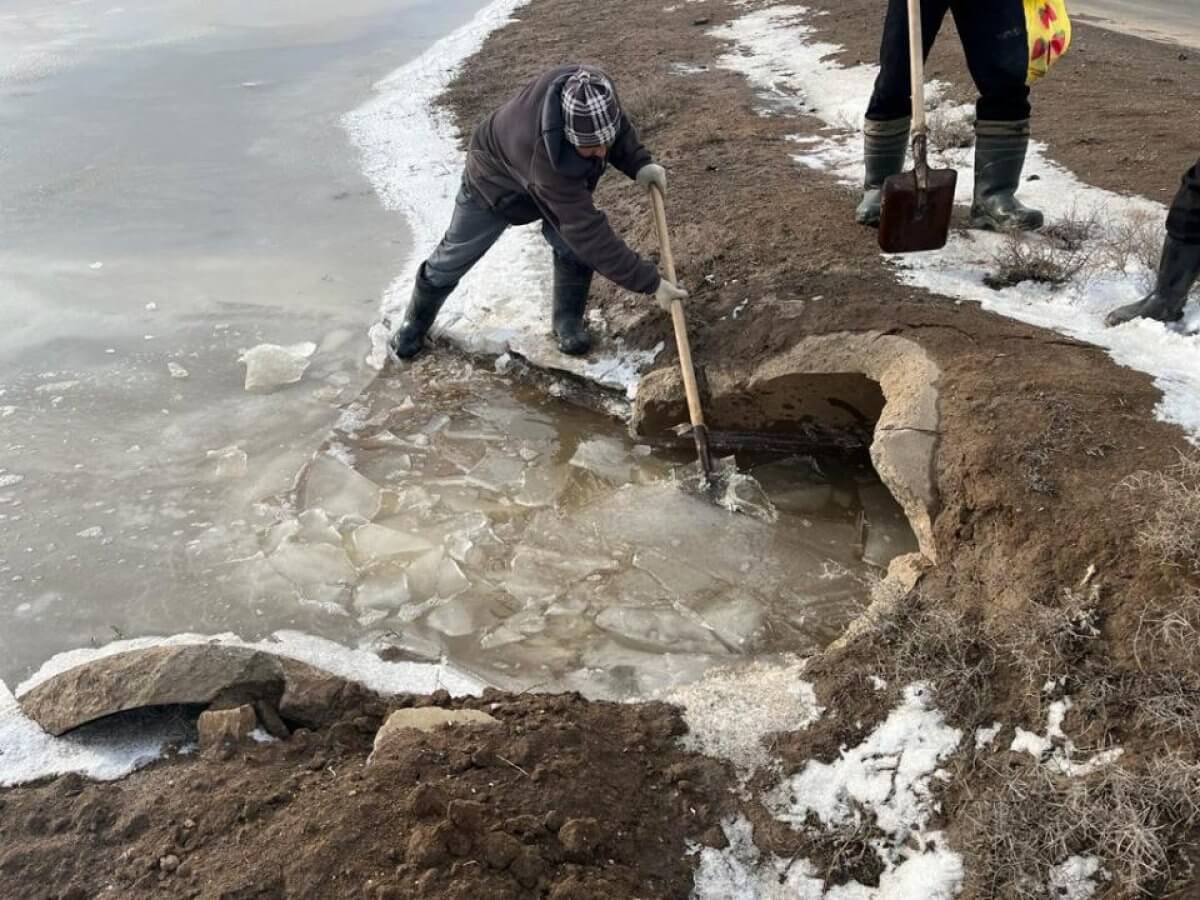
[953,0,1042,230]
[391,178,510,359]
[1107,159,1200,326]
[541,222,595,356]
[857,0,952,225]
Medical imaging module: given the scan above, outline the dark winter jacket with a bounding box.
[464,65,661,295]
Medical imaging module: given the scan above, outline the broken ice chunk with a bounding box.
[302,453,383,521]
[296,508,343,546]
[594,606,731,656]
[350,523,435,564]
[206,445,248,480]
[353,566,413,612]
[568,436,635,483]
[268,540,356,588]
[466,450,526,494]
[239,342,317,392]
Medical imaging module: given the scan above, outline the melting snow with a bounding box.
[693,684,964,899]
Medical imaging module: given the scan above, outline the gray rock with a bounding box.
[18,645,287,736]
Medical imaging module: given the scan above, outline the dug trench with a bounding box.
[4,1,1200,898]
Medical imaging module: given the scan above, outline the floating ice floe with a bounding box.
[238,341,317,392]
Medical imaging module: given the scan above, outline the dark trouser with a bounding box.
[422,177,588,291]
[1166,159,1200,245]
[866,0,1031,123]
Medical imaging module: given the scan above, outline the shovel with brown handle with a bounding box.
[648,183,715,480]
[877,0,957,253]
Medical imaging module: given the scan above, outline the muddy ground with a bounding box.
[4,1,1200,898]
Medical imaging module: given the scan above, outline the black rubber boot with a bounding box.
[970,119,1044,231]
[390,264,454,360]
[855,117,911,227]
[1106,236,1200,327]
[551,254,593,356]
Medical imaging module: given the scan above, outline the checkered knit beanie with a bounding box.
[561,69,620,148]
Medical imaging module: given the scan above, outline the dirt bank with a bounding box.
[4,1,1200,898]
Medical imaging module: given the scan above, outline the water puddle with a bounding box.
[223,354,918,699]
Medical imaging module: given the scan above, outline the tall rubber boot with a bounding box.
[1106,236,1200,326]
[856,117,911,226]
[551,254,593,356]
[390,264,454,360]
[970,119,1044,231]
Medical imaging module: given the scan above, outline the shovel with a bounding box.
[877,0,957,253]
[648,183,715,480]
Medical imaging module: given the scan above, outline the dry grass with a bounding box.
[621,86,681,135]
[999,585,1103,691]
[962,754,1200,899]
[1120,453,1200,574]
[1102,208,1164,285]
[984,227,1094,290]
[868,590,997,724]
[926,107,975,154]
[1135,588,1200,669]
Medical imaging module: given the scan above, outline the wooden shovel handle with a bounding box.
[906,0,927,137]
[649,184,707,432]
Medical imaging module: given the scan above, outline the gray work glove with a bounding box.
[636,163,667,195]
[654,277,688,311]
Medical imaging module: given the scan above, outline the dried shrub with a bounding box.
[1134,588,1200,668]
[868,591,996,724]
[1042,205,1103,252]
[999,585,1103,690]
[962,754,1200,898]
[984,227,1093,290]
[1120,453,1200,574]
[926,107,975,153]
[1102,209,1164,283]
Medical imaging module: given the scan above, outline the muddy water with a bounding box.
[210,355,918,700]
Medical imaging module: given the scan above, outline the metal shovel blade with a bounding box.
[878,167,957,253]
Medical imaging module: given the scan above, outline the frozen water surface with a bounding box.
[0,0,917,700]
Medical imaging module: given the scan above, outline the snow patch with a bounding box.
[768,683,961,838]
[694,684,964,898]
[712,5,1200,440]
[1049,855,1105,900]
[1008,698,1123,776]
[662,657,822,775]
[343,0,662,399]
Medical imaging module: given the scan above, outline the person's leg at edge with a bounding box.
[857,0,951,226]
[390,178,509,359]
[1107,159,1200,326]
[955,0,1042,231]
[542,222,595,356]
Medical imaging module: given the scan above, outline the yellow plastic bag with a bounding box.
[1026,0,1072,83]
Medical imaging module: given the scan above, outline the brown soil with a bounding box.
[4,2,1200,898]
[0,691,733,899]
